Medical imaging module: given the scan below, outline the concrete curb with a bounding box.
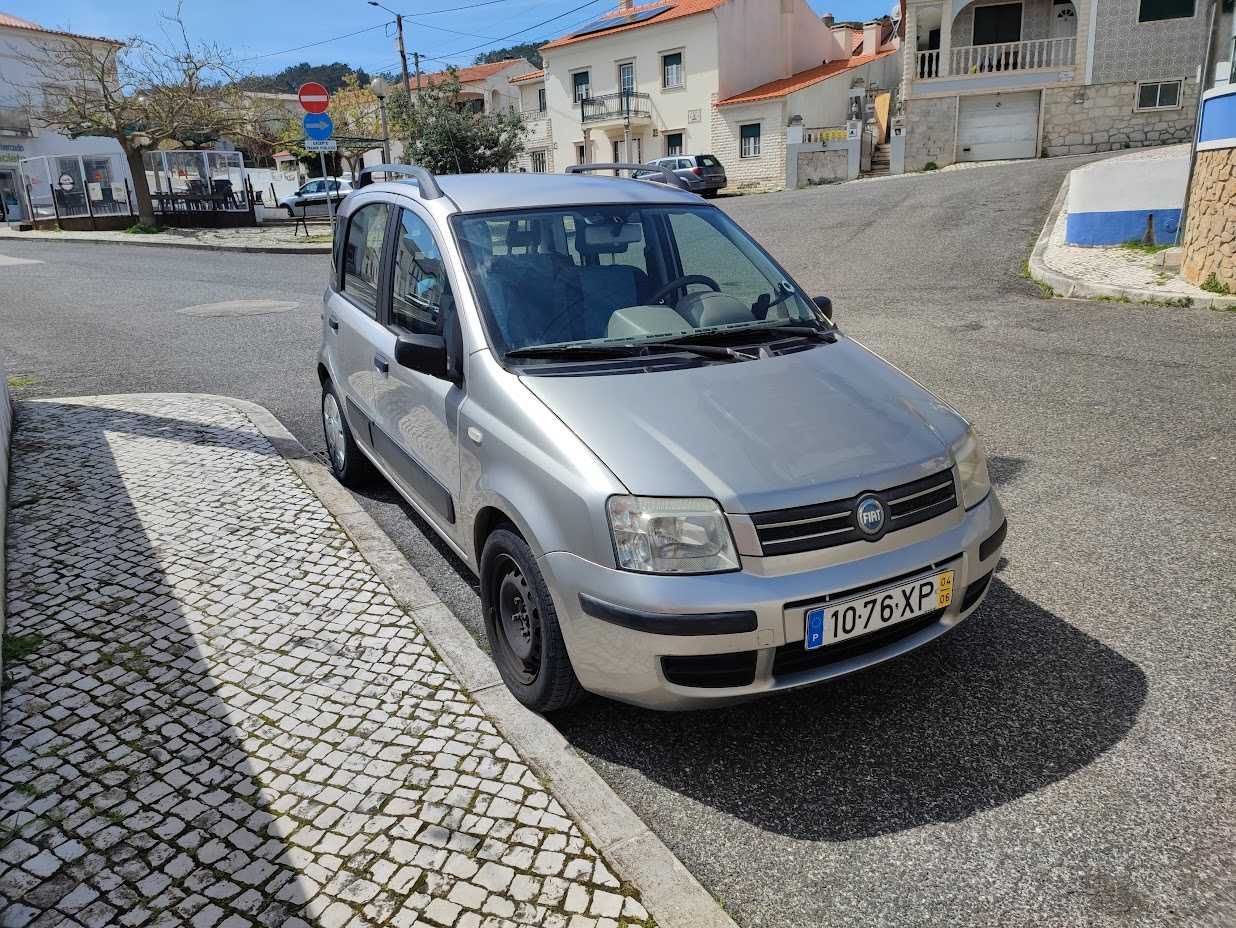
[0,230,330,255]
[0,373,11,695]
[1028,176,1236,309]
[60,392,737,928]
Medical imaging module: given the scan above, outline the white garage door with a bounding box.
[957,91,1041,162]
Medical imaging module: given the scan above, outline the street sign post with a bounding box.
[298,82,336,222]
[303,113,333,140]
[297,82,330,114]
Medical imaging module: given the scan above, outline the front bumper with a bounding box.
[538,492,1007,710]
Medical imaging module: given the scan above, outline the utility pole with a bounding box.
[413,51,422,92]
[368,3,413,93]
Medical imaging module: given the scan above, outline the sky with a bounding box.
[1,0,898,77]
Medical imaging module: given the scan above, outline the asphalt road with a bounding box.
[2,157,1233,928]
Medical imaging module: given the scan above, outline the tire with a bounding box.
[321,380,371,487]
[481,527,584,713]
[703,189,719,199]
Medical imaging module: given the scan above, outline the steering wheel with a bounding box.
[649,274,721,306]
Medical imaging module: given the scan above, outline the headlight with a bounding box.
[954,430,992,509]
[607,496,740,574]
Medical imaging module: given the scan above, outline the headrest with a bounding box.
[505,219,542,249]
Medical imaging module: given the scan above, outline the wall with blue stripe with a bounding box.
[1064,148,1189,246]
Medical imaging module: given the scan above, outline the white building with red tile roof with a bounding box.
[519,0,902,190]
[0,12,126,221]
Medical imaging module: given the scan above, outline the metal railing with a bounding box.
[804,126,848,143]
[951,37,1076,75]
[581,91,652,123]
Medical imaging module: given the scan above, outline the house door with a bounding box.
[1050,0,1077,38]
[618,62,635,96]
[973,3,1022,44]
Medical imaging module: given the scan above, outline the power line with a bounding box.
[429,0,607,58]
[236,22,391,63]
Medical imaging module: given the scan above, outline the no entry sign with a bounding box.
[297,82,330,114]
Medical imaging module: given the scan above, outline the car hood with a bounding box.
[519,339,969,514]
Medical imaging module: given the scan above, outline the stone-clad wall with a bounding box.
[1180,148,1236,291]
[904,96,958,170]
[1041,81,1198,156]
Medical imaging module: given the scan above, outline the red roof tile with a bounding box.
[0,11,121,45]
[716,47,897,106]
[419,58,530,89]
[541,0,725,51]
[510,69,545,84]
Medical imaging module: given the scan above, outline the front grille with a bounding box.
[751,469,958,557]
[661,651,757,688]
[772,609,944,678]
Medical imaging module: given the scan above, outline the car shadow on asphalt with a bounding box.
[553,579,1147,842]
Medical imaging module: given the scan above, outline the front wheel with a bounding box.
[321,381,371,487]
[481,528,583,713]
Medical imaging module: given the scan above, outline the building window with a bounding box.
[740,123,761,158]
[618,62,635,95]
[531,150,547,172]
[537,88,546,112]
[575,142,586,164]
[1135,79,1182,110]
[662,52,684,89]
[573,71,591,103]
[665,132,684,156]
[1138,0,1193,20]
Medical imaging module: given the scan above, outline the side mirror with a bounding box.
[395,333,449,380]
[395,331,463,383]
[813,295,833,321]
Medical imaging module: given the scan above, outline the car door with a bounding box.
[368,204,465,539]
[324,198,396,451]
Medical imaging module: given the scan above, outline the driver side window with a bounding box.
[391,208,451,335]
[667,210,771,311]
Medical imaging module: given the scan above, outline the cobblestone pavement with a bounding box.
[0,397,650,928]
[0,224,331,254]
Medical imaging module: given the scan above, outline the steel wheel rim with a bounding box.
[323,393,346,472]
[493,554,541,685]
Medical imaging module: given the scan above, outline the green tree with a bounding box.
[386,70,526,175]
[238,61,369,94]
[474,42,546,69]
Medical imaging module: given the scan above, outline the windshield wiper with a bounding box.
[657,320,839,347]
[506,341,740,361]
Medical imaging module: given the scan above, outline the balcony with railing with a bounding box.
[580,91,652,126]
[915,36,1076,81]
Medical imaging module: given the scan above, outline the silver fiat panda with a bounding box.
[318,163,1006,712]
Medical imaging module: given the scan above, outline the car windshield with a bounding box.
[452,205,823,357]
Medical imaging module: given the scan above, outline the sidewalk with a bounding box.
[1029,163,1236,311]
[0,396,729,928]
[0,224,333,255]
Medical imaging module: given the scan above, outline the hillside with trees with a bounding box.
[239,62,369,94]
[474,41,546,68]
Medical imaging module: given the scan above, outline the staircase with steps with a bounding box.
[866,143,891,177]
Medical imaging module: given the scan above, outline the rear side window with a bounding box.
[342,203,391,318]
[392,209,451,335]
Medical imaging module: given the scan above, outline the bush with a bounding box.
[1201,272,1232,295]
[125,222,163,234]
[923,161,939,171]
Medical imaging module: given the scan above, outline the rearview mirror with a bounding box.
[814,295,833,320]
[395,333,449,380]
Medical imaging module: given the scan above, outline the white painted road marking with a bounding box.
[0,254,41,266]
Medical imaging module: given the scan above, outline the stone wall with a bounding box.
[1180,148,1236,291]
[711,97,789,192]
[904,96,958,170]
[796,148,850,186]
[1041,81,1198,156]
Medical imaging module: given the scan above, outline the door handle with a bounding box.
[374,355,389,375]
[328,317,339,332]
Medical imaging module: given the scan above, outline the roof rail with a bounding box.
[355,163,444,199]
[566,162,693,192]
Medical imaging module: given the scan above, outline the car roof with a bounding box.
[363,172,702,213]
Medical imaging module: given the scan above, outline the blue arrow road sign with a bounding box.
[303,113,333,140]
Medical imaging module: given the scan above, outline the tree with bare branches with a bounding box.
[11,9,280,227]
